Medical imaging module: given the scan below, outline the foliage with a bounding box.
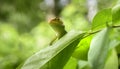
[21,2,120,69]
[0,0,44,33]
[0,23,36,69]
[0,0,120,69]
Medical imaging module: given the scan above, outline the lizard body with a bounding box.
[49,17,67,45]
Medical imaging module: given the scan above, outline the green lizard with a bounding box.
[49,17,67,45]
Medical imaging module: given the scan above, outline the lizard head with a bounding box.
[49,17,63,25]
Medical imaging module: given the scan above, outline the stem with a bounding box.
[83,25,120,38]
[112,25,120,28]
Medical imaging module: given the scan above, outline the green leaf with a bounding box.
[112,4,120,25]
[109,40,120,49]
[104,49,118,69]
[72,35,92,60]
[88,28,111,69]
[63,57,77,69]
[92,9,112,31]
[116,45,120,54]
[21,30,85,69]
[108,28,120,49]
[77,60,91,69]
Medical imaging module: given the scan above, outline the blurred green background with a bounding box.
[0,0,118,69]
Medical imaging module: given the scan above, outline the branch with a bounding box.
[112,25,120,28]
[83,25,120,38]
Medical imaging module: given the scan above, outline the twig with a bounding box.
[112,25,120,28]
[83,25,120,38]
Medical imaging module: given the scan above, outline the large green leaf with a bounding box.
[88,28,111,69]
[112,4,120,25]
[21,30,85,69]
[92,9,112,31]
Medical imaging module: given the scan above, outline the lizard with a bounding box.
[49,17,67,45]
